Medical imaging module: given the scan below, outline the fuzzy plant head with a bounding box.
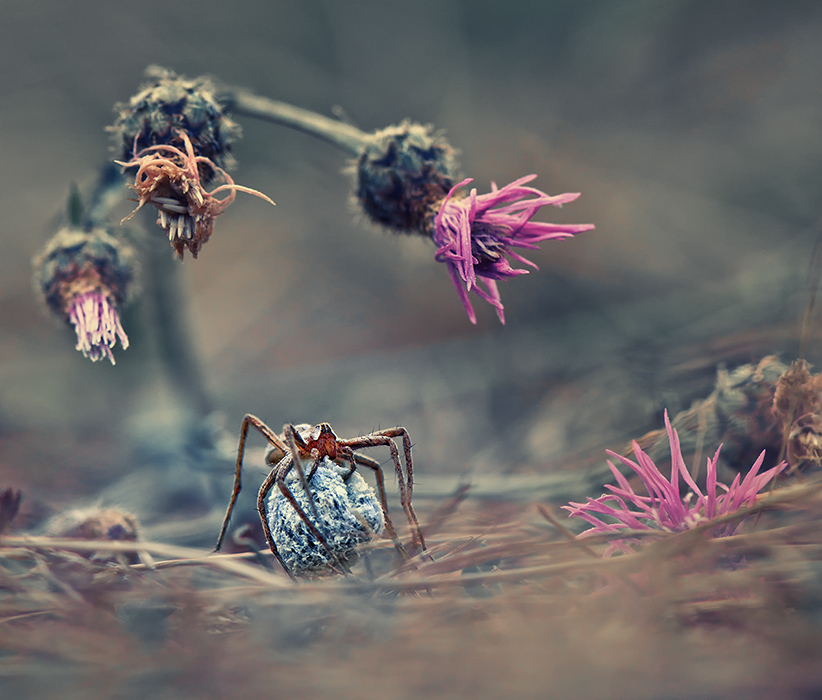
[563,410,787,556]
[110,66,240,176]
[267,457,385,574]
[355,120,459,232]
[45,506,141,565]
[33,226,137,364]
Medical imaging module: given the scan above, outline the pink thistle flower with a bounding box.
[119,130,274,259]
[432,175,594,324]
[34,226,136,366]
[563,410,786,556]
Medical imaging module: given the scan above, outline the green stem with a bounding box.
[220,87,369,156]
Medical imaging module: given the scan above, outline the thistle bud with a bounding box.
[354,120,459,233]
[34,226,137,364]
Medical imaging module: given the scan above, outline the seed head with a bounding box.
[45,505,141,564]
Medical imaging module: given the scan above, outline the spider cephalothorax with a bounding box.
[215,415,426,577]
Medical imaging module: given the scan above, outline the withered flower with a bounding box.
[119,131,274,259]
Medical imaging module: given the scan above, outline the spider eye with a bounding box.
[313,422,337,440]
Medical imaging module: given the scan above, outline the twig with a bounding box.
[0,536,292,589]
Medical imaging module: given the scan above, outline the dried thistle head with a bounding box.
[45,506,141,564]
[637,356,788,478]
[773,359,822,472]
[110,66,240,174]
[118,130,274,259]
[786,413,822,471]
[33,226,137,364]
[354,120,459,232]
[773,359,822,423]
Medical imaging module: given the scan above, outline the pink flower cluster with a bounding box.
[563,411,786,556]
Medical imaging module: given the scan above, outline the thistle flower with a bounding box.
[433,176,594,324]
[34,226,136,364]
[267,457,385,574]
[353,121,593,323]
[563,411,786,556]
[118,130,274,259]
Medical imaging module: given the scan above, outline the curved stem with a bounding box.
[219,87,369,156]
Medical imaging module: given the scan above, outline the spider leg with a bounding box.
[282,423,321,522]
[273,456,350,576]
[375,428,415,498]
[256,463,295,580]
[340,432,426,552]
[214,414,288,552]
[350,451,412,562]
[370,427,427,553]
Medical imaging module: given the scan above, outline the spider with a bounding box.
[214,415,426,577]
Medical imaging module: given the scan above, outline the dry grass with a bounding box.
[2,478,822,699]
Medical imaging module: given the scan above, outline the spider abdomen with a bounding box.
[267,457,385,572]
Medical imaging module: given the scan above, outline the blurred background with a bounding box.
[5,2,822,698]
[2,0,822,527]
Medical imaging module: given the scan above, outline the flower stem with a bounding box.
[144,231,214,418]
[219,86,369,156]
[84,161,214,419]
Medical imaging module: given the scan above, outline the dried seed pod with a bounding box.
[773,360,822,472]
[638,356,788,477]
[355,120,459,233]
[45,506,141,564]
[636,356,822,477]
